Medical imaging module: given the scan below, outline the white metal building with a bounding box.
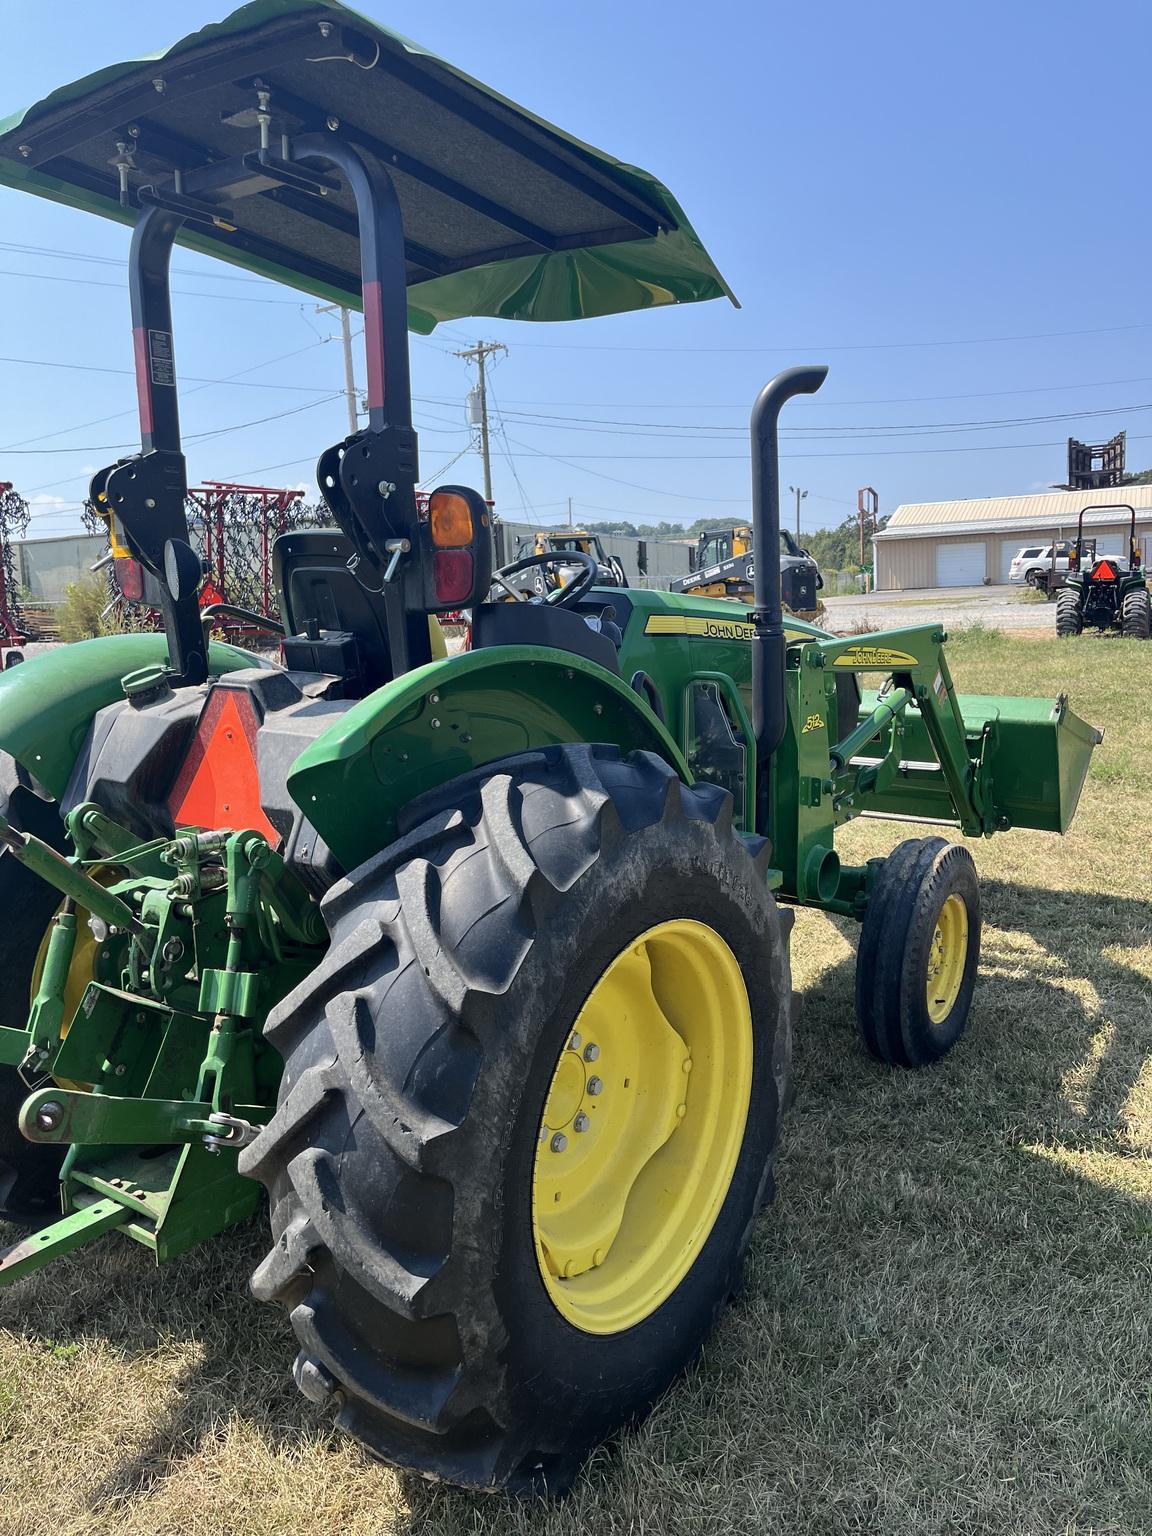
[873,486,1152,590]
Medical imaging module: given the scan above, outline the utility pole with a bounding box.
[788,484,808,539]
[454,340,507,503]
[317,304,359,434]
[568,496,574,529]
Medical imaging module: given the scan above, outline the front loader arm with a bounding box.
[770,625,1100,915]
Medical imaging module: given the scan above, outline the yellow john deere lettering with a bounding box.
[644,615,811,643]
[831,645,919,669]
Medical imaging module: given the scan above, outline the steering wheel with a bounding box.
[488,549,599,609]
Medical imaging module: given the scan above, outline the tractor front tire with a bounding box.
[1121,587,1151,640]
[1055,589,1083,637]
[242,745,792,1494]
[855,837,981,1068]
[0,765,68,1216]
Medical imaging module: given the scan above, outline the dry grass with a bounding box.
[1,631,1149,1536]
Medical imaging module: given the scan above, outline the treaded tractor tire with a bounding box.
[0,757,68,1216]
[1121,587,1151,640]
[241,744,792,1494]
[1055,589,1083,637]
[855,837,981,1068]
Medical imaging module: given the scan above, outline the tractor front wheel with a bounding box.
[1055,589,1084,636]
[242,745,792,1493]
[1121,587,1151,640]
[855,837,981,1068]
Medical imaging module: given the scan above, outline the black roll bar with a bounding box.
[100,133,425,684]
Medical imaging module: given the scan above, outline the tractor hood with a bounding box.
[0,0,735,332]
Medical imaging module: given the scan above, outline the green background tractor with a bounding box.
[1055,503,1151,638]
[0,1,1100,1496]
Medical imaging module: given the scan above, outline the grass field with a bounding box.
[1,629,1149,1536]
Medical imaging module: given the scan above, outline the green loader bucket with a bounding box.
[859,691,1102,834]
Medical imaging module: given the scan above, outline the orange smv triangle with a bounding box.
[168,688,279,844]
[1095,560,1117,581]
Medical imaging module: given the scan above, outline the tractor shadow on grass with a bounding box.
[405,895,1152,1533]
[0,887,1149,1534]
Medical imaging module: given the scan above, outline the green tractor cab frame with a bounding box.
[0,0,1103,1496]
[1056,503,1151,639]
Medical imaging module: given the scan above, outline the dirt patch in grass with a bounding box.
[0,630,1149,1535]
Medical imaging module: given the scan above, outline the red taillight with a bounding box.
[114,556,144,602]
[1095,560,1117,581]
[434,549,474,605]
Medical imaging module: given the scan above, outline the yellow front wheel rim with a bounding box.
[531,919,754,1335]
[926,893,968,1023]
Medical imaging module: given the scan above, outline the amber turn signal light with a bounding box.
[429,491,474,548]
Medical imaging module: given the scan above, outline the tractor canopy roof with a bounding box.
[0,0,735,333]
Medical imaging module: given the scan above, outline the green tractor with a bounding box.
[0,3,1101,1496]
[1055,503,1150,638]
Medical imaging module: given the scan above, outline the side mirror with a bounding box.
[419,486,494,611]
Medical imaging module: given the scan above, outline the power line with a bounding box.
[480,320,1152,354]
[0,266,303,304]
[0,351,337,394]
[480,400,1152,441]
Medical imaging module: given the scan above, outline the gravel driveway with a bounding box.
[822,583,1053,635]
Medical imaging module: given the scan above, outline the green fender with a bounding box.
[289,645,691,870]
[0,635,266,800]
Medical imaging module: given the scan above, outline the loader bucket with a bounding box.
[858,690,1102,834]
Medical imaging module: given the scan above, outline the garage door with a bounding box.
[936,542,986,586]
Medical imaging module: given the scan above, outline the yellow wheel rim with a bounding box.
[531,919,753,1335]
[926,894,968,1024]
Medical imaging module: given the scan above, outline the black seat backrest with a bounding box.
[470,600,621,674]
[273,529,393,691]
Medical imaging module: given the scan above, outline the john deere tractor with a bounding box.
[1055,503,1150,638]
[0,3,1100,1496]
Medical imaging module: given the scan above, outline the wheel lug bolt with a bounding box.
[682,1058,692,1074]
[583,1043,600,1062]
[593,1248,606,1267]
[676,1103,687,1119]
[569,1032,582,1052]
[573,1112,590,1133]
[586,1076,603,1096]
[550,1132,568,1153]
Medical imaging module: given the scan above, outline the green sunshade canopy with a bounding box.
[0,0,735,333]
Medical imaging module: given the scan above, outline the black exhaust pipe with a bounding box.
[751,365,829,772]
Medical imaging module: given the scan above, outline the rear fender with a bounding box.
[0,635,267,800]
[288,646,688,870]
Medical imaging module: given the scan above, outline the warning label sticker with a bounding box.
[148,330,175,387]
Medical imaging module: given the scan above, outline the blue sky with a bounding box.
[2,0,1150,540]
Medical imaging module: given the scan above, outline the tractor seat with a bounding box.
[274,529,394,695]
[470,599,621,674]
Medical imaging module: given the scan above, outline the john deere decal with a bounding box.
[831,645,919,669]
[644,615,813,643]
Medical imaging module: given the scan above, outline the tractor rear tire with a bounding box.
[855,837,981,1068]
[1055,590,1083,637]
[1121,587,1151,640]
[0,762,68,1216]
[242,744,792,1494]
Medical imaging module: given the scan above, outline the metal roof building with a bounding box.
[873,485,1152,590]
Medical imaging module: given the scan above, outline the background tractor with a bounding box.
[0,2,1100,1498]
[497,528,628,598]
[1056,504,1150,638]
[670,524,824,621]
